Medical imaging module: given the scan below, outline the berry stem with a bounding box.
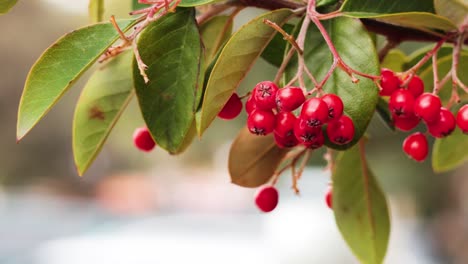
[447,32,466,107]
[274,48,295,84]
[378,39,400,62]
[307,1,380,85]
[271,148,306,186]
[432,53,439,94]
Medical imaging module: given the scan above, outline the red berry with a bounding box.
[402,132,428,162]
[300,98,329,127]
[379,69,400,96]
[253,81,279,110]
[414,93,441,123]
[325,187,332,209]
[389,89,415,118]
[302,128,324,149]
[274,133,299,148]
[427,108,456,138]
[321,94,344,122]
[245,94,257,115]
[274,112,297,138]
[276,86,305,112]
[393,114,420,132]
[294,118,322,145]
[247,109,276,136]
[255,186,279,213]
[133,127,156,152]
[406,75,424,98]
[457,105,468,133]
[326,115,355,145]
[218,93,243,120]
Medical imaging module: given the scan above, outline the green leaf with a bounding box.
[341,0,435,14]
[180,0,217,6]
[381,49,407,72]
[341,0,457,32]
[228,127,289,188]
[0,0,17,14]
[73,51,134,176]
[17,20,136,141]
[132,0,147,10]
[89,0,105,23]
[433,128,468,173]
[261,23,295,67]
[197,9,293,136]
[133,8,203,154]
[200,15,233,64]
[333,142,390,264]
[285,17,379,149]
[434,0,468,26]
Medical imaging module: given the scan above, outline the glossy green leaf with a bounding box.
[17,20,136,141]
[73,51,134,176]
[333,143,390,264]
[341,0,457,32]
[200,15,233,64]
[133,8,203,154]
[433,128,468,173]
[434,0,468,26]
[229,127,289,188]
[197,9,293,136]
[89,0,105,23]
[0,0,17,14]
[261,23,294,67]
[341,0,435,14]
[285,17,379,149]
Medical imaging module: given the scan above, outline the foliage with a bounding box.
[3,0,467,263]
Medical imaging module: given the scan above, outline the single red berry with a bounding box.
[393,114,420,132]
[402,132,428,162]
[245,94,257,115]
[406,75,424,98]
[247,109,276,136]
[294,118,322,145]
[300,97,329,127]
[456,105,468,133]
[274,133,299,149]
[255,185,279,213]
[302,128,325,149]
[253,81,279,110]
[133,127,156,152]
[321,94,344,122]
[427,108,456,138]
[276,86,305,112]
[218,93,243,120]
[389,89,415,118]
[274,112,297,138]
[414,93,441,123]
[326,115,355,145]
[325,187,332,209]
[379,69,400,96]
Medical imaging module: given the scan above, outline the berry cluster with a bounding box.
[380,69,468,162]
[245,81,355,149]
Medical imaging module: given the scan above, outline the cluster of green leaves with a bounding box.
[4,0,467,263]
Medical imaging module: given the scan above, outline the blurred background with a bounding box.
[0,1,467,263]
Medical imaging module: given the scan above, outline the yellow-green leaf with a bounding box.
[434,0,468,26]
[17,20,136,141]
[73,51,134,176]
[200,15,233,64]
[333,143,390,264]
[197,9,293,136]
[89,0,105,23]
[0,0,17,14]
[432,128,468,173]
